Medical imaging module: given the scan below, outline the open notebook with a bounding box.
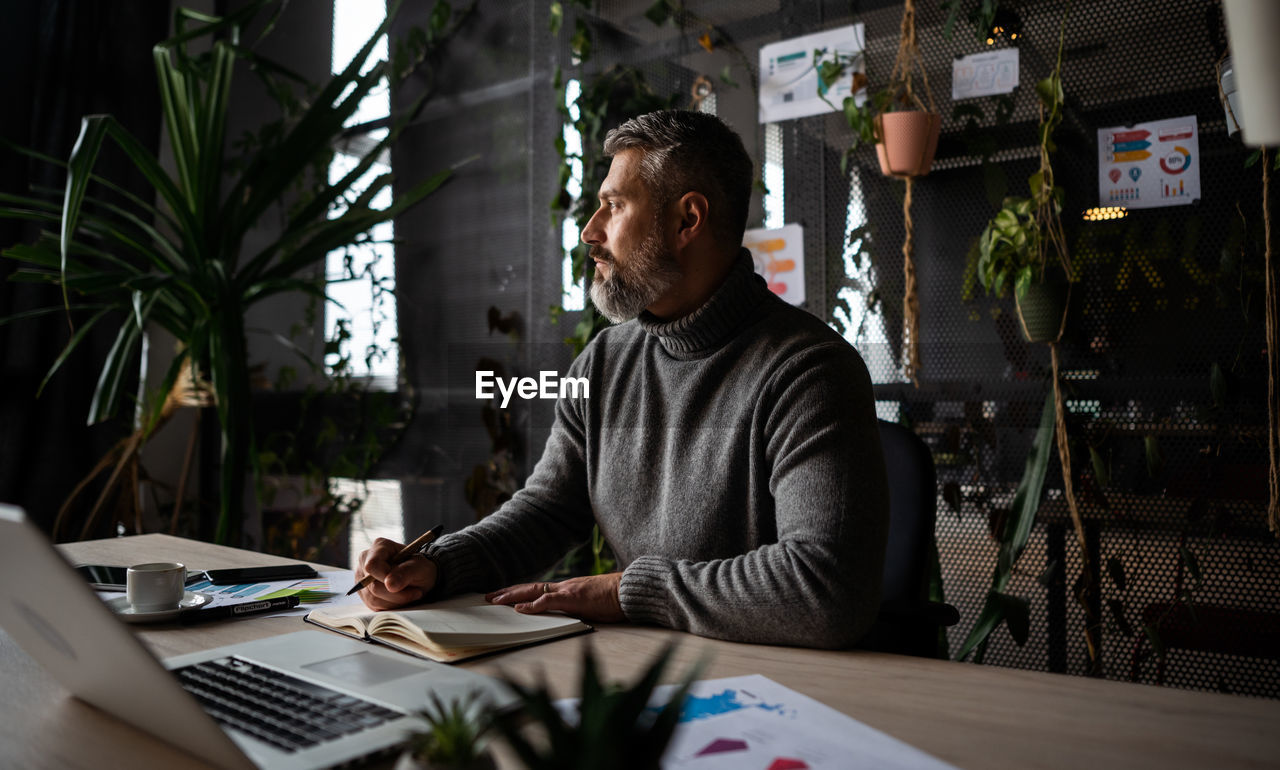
[304,593,591,663]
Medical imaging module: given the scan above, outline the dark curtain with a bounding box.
[0,1,170,536]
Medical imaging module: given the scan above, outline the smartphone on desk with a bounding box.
[202,564,317,585]
[75,564,205,591]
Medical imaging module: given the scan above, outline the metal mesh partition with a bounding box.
[390,0,1278,696]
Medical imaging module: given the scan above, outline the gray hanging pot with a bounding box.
[1015,271,1069,344]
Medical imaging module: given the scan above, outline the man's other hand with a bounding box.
[354,537,438,610]
[485,572,624,623]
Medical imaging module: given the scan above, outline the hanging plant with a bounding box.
[881,0,938,384]
[958,3,1100,673]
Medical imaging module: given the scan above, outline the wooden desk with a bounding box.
[2,534,1278,769]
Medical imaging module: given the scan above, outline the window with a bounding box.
[560,79,585,310]
[329,0,403,563]
[328,0,396,387]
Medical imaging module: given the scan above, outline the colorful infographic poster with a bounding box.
[759,24,865,124]
[744,224,805,306]
[1097,115,1200,209]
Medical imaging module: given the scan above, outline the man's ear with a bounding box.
[672,191,710,249]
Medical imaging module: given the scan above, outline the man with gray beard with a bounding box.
[355,110,890,649]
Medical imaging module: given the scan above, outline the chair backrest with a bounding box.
[875,419,938,605]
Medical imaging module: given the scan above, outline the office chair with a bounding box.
[857,419,960,657]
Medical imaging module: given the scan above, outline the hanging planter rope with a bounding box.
[1263,147,1278,536]
[1216,64,1277,534]
[888,0,937,385]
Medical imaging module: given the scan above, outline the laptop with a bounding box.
[0,504,516,769]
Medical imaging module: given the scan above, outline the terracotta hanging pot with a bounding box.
[875,111,941,178]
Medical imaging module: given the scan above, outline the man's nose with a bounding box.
[581,210,603,245]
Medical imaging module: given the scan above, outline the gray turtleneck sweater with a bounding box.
[426,252,889,648]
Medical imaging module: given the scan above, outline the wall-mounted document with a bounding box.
[744,224,805,306]
[1097,115,1201,209]
[952,48,1019,100]
[759,24,865,124]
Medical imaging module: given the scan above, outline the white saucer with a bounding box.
[107,591,213,623]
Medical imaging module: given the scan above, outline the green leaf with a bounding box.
[955,591,1007,661]
[61,116,112,312]
[1027,170,1044,197]
[549,2,563,34]
[570,18,592,62]
[997,391,1056,580]
[1035,74,1063,108]
[429,0,451,34]
[1089,445,1110,487]
[1179,546,1203,589]
[643,0,671,26]
[1037,559,1060,587]
[1014,265,1033,301]
[1108,598,1134,637]
[1144,435,1163,478]
[941,0,961,39]
[1209,362,1227,408]
[996,592,1031,645]
[1244,148,1261,169]
[1106,556,1126,591]
[35,307,113,397]
[719,65,738,89]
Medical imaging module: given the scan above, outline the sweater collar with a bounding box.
[638,249,771,357]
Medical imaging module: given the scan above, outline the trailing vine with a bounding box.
[956,3,1101,673]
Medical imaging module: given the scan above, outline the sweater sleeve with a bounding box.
[423,351,597,597]
[617,344,890,648]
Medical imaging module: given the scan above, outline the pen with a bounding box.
[346,524,444,596]
[179,595,300,624]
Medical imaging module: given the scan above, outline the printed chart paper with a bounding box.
[1097,115,1200,209]
[759,24,865,123]
[100,569,363,617]
[952,48,1019,100]
[559,675,956,770]
[744,224,805,306]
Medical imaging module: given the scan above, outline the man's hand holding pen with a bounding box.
[354,536,440,611]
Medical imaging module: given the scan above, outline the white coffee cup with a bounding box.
[126,562,186,612]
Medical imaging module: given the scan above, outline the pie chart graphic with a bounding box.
[1158,145,1191,174]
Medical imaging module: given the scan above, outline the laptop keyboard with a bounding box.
[174,656,405,754]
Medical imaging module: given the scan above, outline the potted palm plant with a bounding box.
[0,0,461,544]
[492,643,702,770]
[397,692,496,770]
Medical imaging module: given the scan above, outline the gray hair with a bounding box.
[602,110,753,249]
